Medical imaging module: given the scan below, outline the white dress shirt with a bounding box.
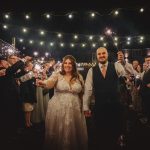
[83,61,126,111]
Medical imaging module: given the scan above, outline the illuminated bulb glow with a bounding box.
[25,15,30,19]
[140,8,144,12]
[91,13,95,17]
[115,11,119,15]
[5,14,9,19]
[74,35,78,39]
[33,52,38,56]
[3,25,8,29]
[68,14,73,18]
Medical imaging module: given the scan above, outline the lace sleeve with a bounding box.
[44,72,58,89]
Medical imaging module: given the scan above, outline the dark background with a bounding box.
[0,0,150,62]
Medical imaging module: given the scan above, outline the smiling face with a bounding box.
[96,47,108,64]
[61,55,77,76]
[63,58,73,74]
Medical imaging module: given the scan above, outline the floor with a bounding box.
[3,115,150,150]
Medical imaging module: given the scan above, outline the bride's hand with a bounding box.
[36,79,46,87]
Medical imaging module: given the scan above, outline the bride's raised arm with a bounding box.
[37,72,58,89]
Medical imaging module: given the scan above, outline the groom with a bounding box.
[83,47,125,149]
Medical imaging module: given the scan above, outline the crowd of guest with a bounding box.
[0,55,56,143]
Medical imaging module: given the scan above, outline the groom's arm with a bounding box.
[83,68,93,117]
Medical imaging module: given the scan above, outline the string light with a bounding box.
[114,37,118,41]
[68,14,73,19]
[105,28,112,36]
[82,43,86,47]
[139,40,143,43]
[50,42,54,46]
[103,43,107,47]
[40,41,44,45]
[91,12,95,18]
[40,30,45,35]
[4,14,10,19]
[29,40,34,44]
[70,43,75,47]
[114,42,118,46]
[2,37,149,50]
[25,14,30,19]
[114,10,119,15]
[3,25,8,29]
[127,41,130,45]
[140,8,144,12]
[89,35,93,40]
[45,52,49,57]
[0,9,148,24]
[46,14,50,19]
[60,43,64,47]
[1,23,148,46]
[33,51,38,56]
[19,38,24,42]
[100,36,104,41]
[127,37,131,41]
[22,28,27,33]
[74,35,78,39]
[140,36,144,40]
[92,43,96,47]
[58,33,62,38]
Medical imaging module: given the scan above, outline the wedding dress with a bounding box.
[44,73,88,150]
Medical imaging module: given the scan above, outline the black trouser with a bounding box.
[93,103,124,149]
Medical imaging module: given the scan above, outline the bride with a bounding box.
[37,55,88,150]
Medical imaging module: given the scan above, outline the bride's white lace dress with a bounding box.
[44,73,88,150]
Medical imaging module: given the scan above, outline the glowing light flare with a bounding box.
[105,28,112,36]
[92,43,96,47]
[127,37,131,41]
[34,63,43,72]
[140,8,144,12]
[89,36,93,40]
[3,25,8,29]
[114,42,118,46]
[68,14,73,19]
[60,43,64,47]
[46,14,50,18]
[29,40,33,44]
[22,28,27,33]
[25,15,30,19]
[114,10,119,15]
[45,52,49,57]
[33,51,38,56]
[40,41,44,45]
[100,36,104,41]
[114,37,118,41]
[50,42,54,46]
[19,39,24,43]
[103,43,107,47]
[74,35,78,39]
[4,14,9,19]
[91,13,95,17]
[127,41,130,45]
[40,31,45,35]
[82,43,86,47]
[70,43,75,47]
[58,33,62,38]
